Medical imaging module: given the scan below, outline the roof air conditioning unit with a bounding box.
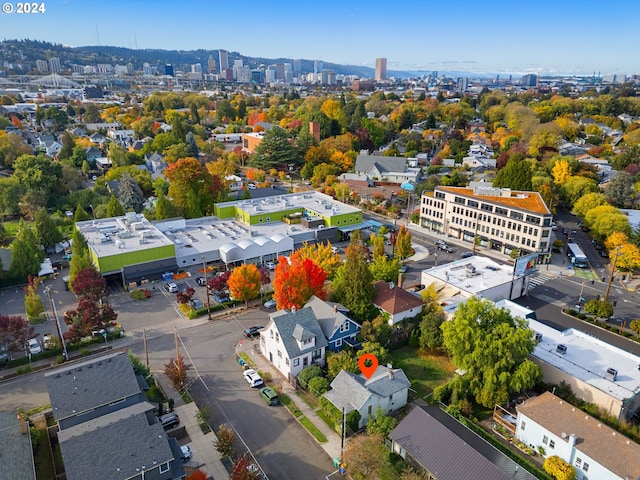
[556,344,567,355]
[605,367,617,381]
[534,332,543,343]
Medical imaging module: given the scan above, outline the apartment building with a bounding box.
[420,184,553,258]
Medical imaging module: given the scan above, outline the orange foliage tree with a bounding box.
[185,471,208,480]
[227,264,261,307]
[273,256,326,310]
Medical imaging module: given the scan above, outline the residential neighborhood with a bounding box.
[2,19,640,480]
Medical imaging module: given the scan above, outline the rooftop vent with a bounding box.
[534,332,543,343]
[556,344,567,355]
[605,367,618,381]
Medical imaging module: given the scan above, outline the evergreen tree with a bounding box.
[250,127,300,170]
[58,131,75,160]
[493,154,533,191]
[9,219,43,282]
[106,194,125,217]
[185,131,199,157]
[154,191,174,220]
[73,203,91,222]
[34,208,62,249]
[69,227,93,286]
[333,230,376,320]
[117,173,145,213]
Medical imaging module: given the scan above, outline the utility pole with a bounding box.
[202,256,212,320]
[174,327,183,390]
[604,246,621,304]
[45,285,68,361]
[143,329,149,370]
[341,407,346,457]
[472,219,479,255]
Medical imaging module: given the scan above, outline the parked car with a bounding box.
[166,282,179,293]
[244,326,263,338]
[0,346,9,364]
[159,412,180,430]
[190,298,203,310]
[263,299,276,309]
[195,276,207,287]
[243,369,264,388]
[213,291,230,303]
[247,183,257,190]
[265,261,276,271]
[260,386,280,406]
[551,222,558,231]
[27,338,42,355]
[460,252,474,259]
[398,265,408,273]
[434,240,447,246]
[600,250,609,258]
[180,445,192,462]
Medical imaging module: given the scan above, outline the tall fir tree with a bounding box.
[117,173,145,213]
[9,219,43,282]
[106,194,125,217]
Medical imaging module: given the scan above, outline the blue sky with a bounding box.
[0,0,638,75]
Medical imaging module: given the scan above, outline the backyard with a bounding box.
[389,346,455,400]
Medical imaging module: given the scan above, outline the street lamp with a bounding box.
[202,256,212,321]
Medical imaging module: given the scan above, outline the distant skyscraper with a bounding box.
[143,63,154,76]
[375,58,387,81]
[191,63,202,73]
[49,57,61,73]
[456,77,469,92]
[314,60,323,74]
[293,59,301,78]
[520,74,538,87]
[164,64,174,76]
[275,63,286,81]
[207,55,217,74]
[219,49,229,71]
[35,59,48,72]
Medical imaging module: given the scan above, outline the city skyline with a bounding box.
[0,0,639,76]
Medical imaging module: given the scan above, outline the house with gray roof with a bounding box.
[323,365,410,429]
[45,352,185,480]
[354,154,421,185]
[303,295,361,352]
[260,306,329,380]
[389,406,538,480]
[0,412,36,480]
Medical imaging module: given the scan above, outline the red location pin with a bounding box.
[358,353,379,379]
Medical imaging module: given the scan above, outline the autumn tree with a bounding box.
[24,275,45,323]
[71,266,107,301]
[164,354,191,390]
[615,242,640,272]
[208,271,231,293]
[0,132,32,168]
[0,314,34,357]
[360,315,393,347]
[214,424,235,458]
[552,158,573,186]
[273,256,326,310]
[227,263,261,307]
[326,349,359,381]
[560,176,598,207]
[438,297,541,408]
[290,241,342,279]
[395,224,413,261]
[572,192,607,217]
[230,453,262,480]
[342,434,389,480]
[176,287,195,304]
[543,455,576,480]
[604,231,629,251]
[164,157,219,218]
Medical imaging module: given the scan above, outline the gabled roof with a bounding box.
[390,406,537,480]
[303,295,358,340]
[45,352,142,421]
[354,154,408,175]
[517,392,640,479]
[373,280,424,315]
[267,307,328,359]
[57,403,179,480]
[325,366,410,411]
[0,412,36,480]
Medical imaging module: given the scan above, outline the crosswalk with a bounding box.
[527,273,550,291]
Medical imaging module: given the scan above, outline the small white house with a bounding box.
[324,366,410,429]
[260,307,328,381]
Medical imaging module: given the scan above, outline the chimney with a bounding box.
[398,271,403,288]
[568,433,576,449]
[333,304,338,314]
[18,412,27,434]
[389,281,394,290]
[291,305,297,314]
[309,121,321,142]
[388,369,394,380]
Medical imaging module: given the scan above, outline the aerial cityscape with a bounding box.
[2,3,640,480]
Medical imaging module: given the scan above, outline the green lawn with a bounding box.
[389,346,455,399]
[299,416,327,443]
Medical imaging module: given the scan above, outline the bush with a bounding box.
[543,455,576,480]
[307,376,330,396]
[584,299,613,318]
[131,289,151,300]
[297,365,322,390]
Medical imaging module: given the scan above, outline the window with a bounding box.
[285,358,290,366]
[340,321,349,333]
[303,338,313,345]
[454,196,465,205]
[495,207,507,216]
[159,462,170,474]
[542,435,548,445]
[468,200,478,208]
[277,350,282,358]
[549,439,555,449]
[575,458,582,468]
[275,332,279,342]
[293,358,299,367]
[312,349,322,359]
[335,339,342,347]
[520,421,526,431]
[583,462,589,472]
[270,330,273,339]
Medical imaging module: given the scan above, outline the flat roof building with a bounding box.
[420,184,553,259]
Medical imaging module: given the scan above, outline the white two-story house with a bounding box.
[260,306,328,381]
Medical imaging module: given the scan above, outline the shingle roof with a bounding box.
[438,186,550,215]
[390,406,537,480]
[517,392,640,479]
[57,404,177,480]
[45,352,142,421]
[0,412,36,480]
[303,295,358,340]
[373,280,424,315]
[326,366,410,411]
[269,307,329,359]
[354,154,408,175]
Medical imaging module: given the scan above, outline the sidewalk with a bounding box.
[235,339,343,463]
[154,370,230,480]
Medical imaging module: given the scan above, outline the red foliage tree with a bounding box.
[185,471,208,480]
[71,267,108,301]
[208,271,231,292]
[230,453,262,480]
[272,256,326,311]
[176,287,195,304]
[0,314,34,356]
[258,267,271,286]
